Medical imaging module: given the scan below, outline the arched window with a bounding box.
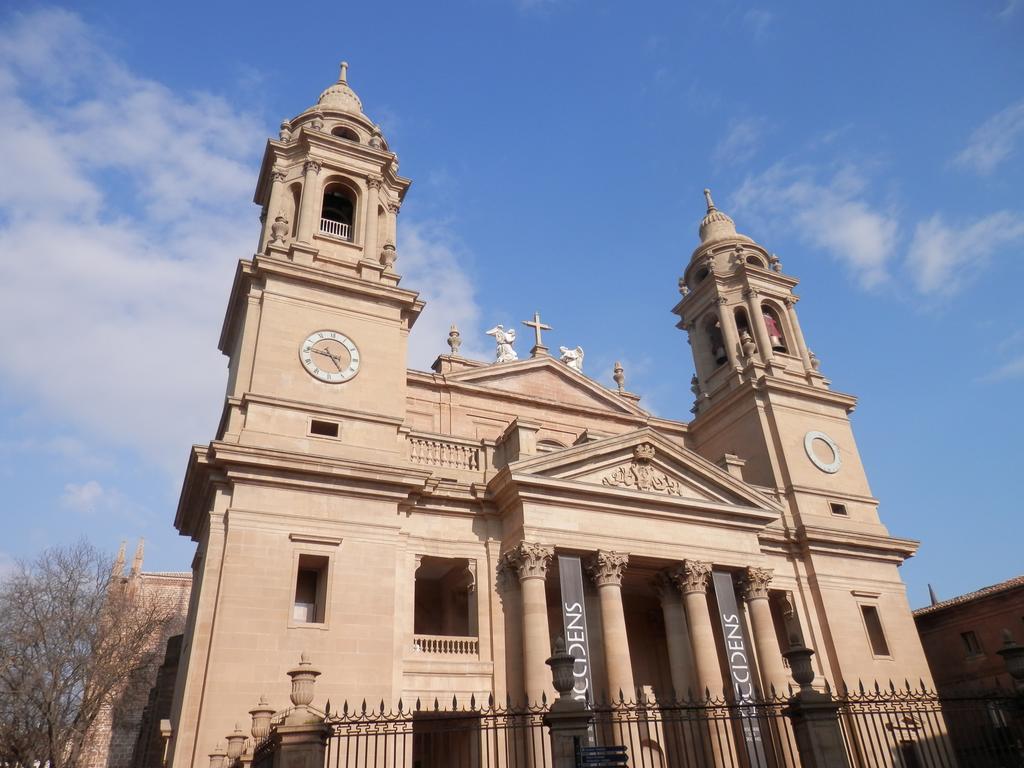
[760,304,788,353]
[746,255,766,268]
[320,181,356,241]
[288,183,302,238]
[331,125,360,142]
[704,315,727,367]
[734,307,751,338]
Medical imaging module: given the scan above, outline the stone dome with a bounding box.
[697,188,753,246]
[317,62,364,115]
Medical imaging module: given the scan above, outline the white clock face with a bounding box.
[299,330,360,384]
[804,430,841,474]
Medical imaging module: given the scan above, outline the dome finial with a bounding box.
[339,61,349,82]
[704,188,716,212]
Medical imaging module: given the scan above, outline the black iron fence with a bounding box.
[242,685,1024,768]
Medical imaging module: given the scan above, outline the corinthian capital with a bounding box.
[673,559,712,595]
[742,566,774,601]
[367,174,384,190]
[585,551,629,587]
[504,541,553,581]
[304,159,322,175]
[270,167,287,182]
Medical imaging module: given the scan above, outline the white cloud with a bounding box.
[953,100,1024,175]
[0,9,484,471]
[733,163,899,288]
[906,211,1024,294]
[60,480,106,514]
[400,220,488,368]
[713,118,766,167]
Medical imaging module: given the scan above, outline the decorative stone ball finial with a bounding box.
[447,324,462,356]
[613,361,625,393]
[287,652,321,708]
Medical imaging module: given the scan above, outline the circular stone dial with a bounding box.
[299,330,360,383]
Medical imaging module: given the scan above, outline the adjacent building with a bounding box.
[164,65,935,767]
[914,575,1024,694]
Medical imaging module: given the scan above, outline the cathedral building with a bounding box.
[165,65,932,766]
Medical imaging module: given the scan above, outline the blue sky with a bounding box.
[0,1,1021,608]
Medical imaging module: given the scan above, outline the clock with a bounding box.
[804,430,841,474]
[299,330,360,384]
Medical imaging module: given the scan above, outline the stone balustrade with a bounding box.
[408,433,482,471]
[412,633,479,656]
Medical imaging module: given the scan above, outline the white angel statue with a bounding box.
[486,325,518,363]
[559,345,584,372]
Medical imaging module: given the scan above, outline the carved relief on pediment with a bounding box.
[600,443,684,496]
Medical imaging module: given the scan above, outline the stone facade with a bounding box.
[164,66,936,767]
[914,575,1024,693]
[82,544,191,768]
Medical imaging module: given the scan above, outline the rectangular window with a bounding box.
[961,630,983,656]
[293,554,329,624]
[829,502,848,516]
[861,605,891,657]
[310,419,340,438]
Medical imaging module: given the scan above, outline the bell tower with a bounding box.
[216,63,423,456]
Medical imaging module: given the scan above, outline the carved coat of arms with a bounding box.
[602,444,683,496]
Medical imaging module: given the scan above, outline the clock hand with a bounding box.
[312,347,344,371]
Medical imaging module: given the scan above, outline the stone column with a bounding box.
[260,167,288,253]
[296,159,322,243]
[785,297,815,373]
[716,297,741,370]
[585,551,635,700]
[506,541,555,704]
[742,567,789,696]
[655,571,697,699]
[672,560,723,699]
[745,288,774,364]
[364,175,381,261]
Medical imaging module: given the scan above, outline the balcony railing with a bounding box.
[409,434,482,471]
[411,634,479,656]
[320,218,351,241]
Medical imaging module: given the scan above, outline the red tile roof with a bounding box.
[913,574,1024,617]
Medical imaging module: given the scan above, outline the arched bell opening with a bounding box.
[331,125,360,142]
[760,303,788,353]
[288,183,302,238]
[745,254,767,268]
[320,180,356,242]
[703,314,727,368]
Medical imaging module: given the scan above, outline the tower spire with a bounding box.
[339,61,349,83]
[704,188,716,212]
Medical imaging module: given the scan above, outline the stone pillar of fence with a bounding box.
[264,653,331,768]
[782,640,851,768]
[544,639,594,768]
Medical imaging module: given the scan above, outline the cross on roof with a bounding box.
[522,311,552,357]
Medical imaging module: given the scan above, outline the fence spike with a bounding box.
[361,699,367,714]
[904,678,911,692]
[452,694,458,710]
[343,700,349,716]
[824,679,832,694]
[397,698,403,713]
[769,683,777,698]
[379,699,386,715]
[541,691,548,706]
[704,686,712,702]
[788,682,793,696]
[888,679,896,693]
[325,699,331,717]
[506,692,512,708]
[919,677,927,692]
[470,693,476,710]
[873,680,881,694]
[488,693,494,708]
[433,697,439,712]
[858,679,865,694]
[840,680,849,697]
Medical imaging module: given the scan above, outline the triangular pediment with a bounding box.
[443,357,646,416]
[506,427,781,514]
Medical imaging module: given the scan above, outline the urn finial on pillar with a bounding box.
[287,652,322,708]
[248,695,275,741]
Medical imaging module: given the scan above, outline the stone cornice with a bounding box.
[797,524,920,564]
